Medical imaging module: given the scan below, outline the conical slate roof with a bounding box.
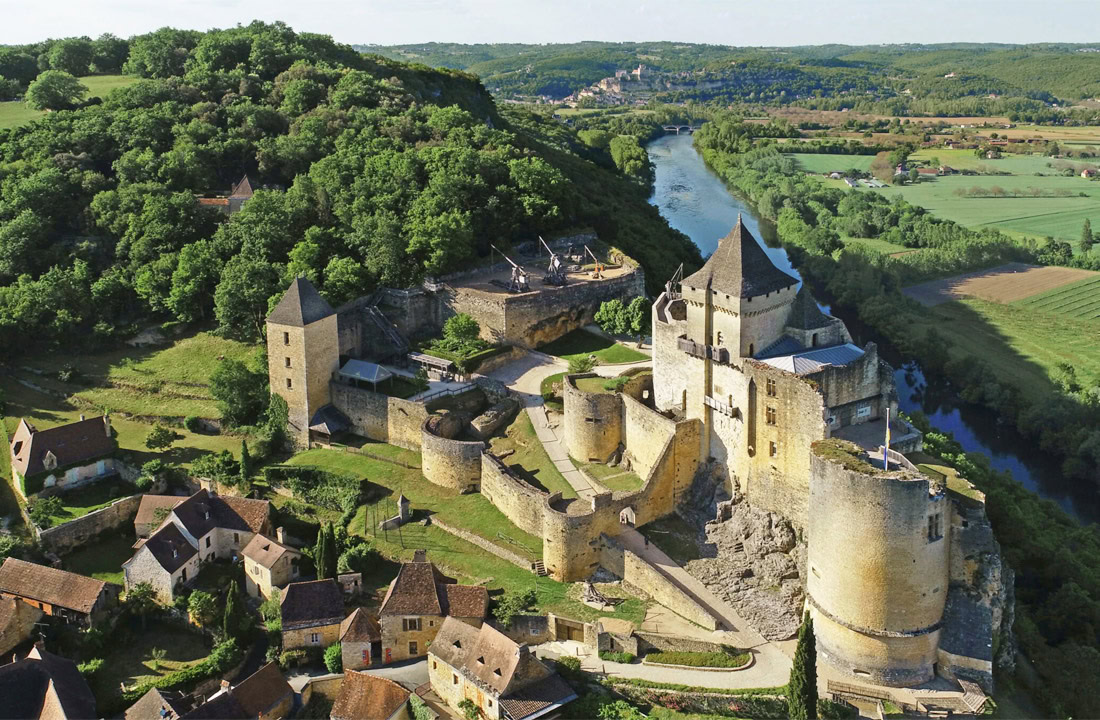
[787,286,831,330]
[682,217,799,299]
[267,277,335,327]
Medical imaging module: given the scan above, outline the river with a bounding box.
[646,132,1099,524]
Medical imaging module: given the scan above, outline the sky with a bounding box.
[3,0,1100,47]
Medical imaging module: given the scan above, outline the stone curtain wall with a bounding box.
[38,493,142,554]
[479,453,547,538]
[599,535,719,631]
[329,383,428,451]
[430,518,533,571]
[814,343,886,420]
[563,374,624,464]
[622,394,675,479]
[420,421,484,492]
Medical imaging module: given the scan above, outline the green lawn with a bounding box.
[580,461,645,493]
[1016,275,1100,320]
[908,147,1058,175]
[0,75,139,130]
[40,480,135,527]
[788,153,875,174]
[488,413,576,499]
[638,514,703,565]
[62,531,137,584]
[538,329,649,364]
[574,376,616,393]
[540,372,566,412]
[93,621,211,710]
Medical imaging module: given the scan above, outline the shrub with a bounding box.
[338,542,377,575]
[556,655,584,687]
[443,313,480,343]
[77,658,103,677]
[568,355,597,373]
[458,698,479,720]
[279,649,307,670]
[492,588,537,628]
[145,424,177,450]
[602,377,630,392]
[324,643,343,673]
[184,415,202,432]
[29,496,63,528]
[410,695,434,720]
[134,475,153,492]
[644,649,751,668]
[264,466,362,512]
[598,651,635,663]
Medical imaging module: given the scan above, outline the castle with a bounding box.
[265,222,1006,693]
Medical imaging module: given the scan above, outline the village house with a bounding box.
[0,595,43,656]
[428,618,577,720]
[122,489,271,602]
[0,643,97,720]
[124,688,192,720]
[242,533,301,599]
[379,551,488,664]
[0,557,117,627]
[340,607,381,670]
[180,662,293,720]
[1082,168,1096,178]
[280,579,345,651]
[330,671,411,720]
[195,175,254,215]
[917,167,940,178]
[133,495,184,538]
[8,415,116,500]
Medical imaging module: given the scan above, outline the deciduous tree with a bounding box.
[24,70,87,110]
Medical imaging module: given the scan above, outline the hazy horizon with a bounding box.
[4,0,1100,48]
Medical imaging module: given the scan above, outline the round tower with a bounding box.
[806,440,949,687]
[562,374,623,464]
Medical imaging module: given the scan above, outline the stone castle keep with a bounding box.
[265,222,1006,693]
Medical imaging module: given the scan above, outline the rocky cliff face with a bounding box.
[681,466,805,641]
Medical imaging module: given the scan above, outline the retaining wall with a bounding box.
[329,383,428,450]
[37,494,142,555]
[496,615,550,646]
[479,453,548,538]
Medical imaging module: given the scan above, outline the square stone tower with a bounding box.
[266,277,340,447]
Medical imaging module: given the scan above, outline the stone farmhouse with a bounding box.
[124,688,192,720]
[8,415,117,499]
[195,175,254,215]
[378,551,488,664]
[0,557,118,627]
[0,595,43,656]
[280,579,345,651]
[122,489,272,602]
[428,617,577,720]
[340,607,381,671]
[242,533,302,599]
[0,643,97,720]
[331,671,410,720]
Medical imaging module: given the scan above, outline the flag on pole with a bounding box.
[883,407,891,470]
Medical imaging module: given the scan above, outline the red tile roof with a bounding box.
[379,555,485,621]
[280,580,345,629]
[331,671,409,720]
[0,558,109,615]
[340,607,381,643]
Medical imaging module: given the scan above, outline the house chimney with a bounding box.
[172,547,178,559]
[103,414,111,437]
[220,679,231,691]
[276,527,286,544]
[80,414,85,421]
[515,644,529,661]
[413,550,427,563]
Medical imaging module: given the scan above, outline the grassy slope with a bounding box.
[488,413,576,499]
[538,328,649,364]
[0,75,139,130]
[580,461,644,492]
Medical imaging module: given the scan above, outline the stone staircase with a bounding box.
[365,305,408,354]
[532,560,548,576]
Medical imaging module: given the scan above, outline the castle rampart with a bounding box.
[479,453,548,538]
[563,375,624,463]
[420,420,484,492]
[807,440,949,687]
[328,382,427,451]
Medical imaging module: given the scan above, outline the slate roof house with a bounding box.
[280,579,345,650]
[379,550,488,664]
[331,671,411,720]
[242,533,302,599]
[8,415,117,499]
[0,644,97,720]
[428,618,576,720]
[122,489,271,602]
[0,557,117,627]
[340,607,382,670]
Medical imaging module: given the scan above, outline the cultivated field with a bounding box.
[1017,275,1100,320]
[902,263,1098,306]
[788,153,875,174]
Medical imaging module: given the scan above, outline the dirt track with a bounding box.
[902,263,1099,306]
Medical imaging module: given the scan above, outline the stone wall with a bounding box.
[599,535,719,631]
[634,632,734,655]
[431,518,534,572]
[38,493,142,555]
[495,615,550,646]
[420,421,484,492]
[622,394,675,479]
[563,375,624,464]
[814,344,886,421]
[329,383,428,450]
[479,453,547,538]
[807,442,950,687]
[284,621,342,651]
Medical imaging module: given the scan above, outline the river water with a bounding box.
[646,133,1099,524]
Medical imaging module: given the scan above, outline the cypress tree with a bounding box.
[1081,219,1094,256]
[223,580,245,642]
[314,524,329,580]
[788,612,818,720]
[321,522,338,579]
[239,439,251,487]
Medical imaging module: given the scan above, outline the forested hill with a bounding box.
[365,40,1100,106]
[0,22,698,354]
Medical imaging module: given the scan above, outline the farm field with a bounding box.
[788,152,875,173]
[0,75,138,129]
[907,148,1058,175]
[1016,275,1100,320]
[902,263,1098,306]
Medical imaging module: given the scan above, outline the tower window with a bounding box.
[285,357,291,368]
[769,441,778,457]
[766,379,776,397]
[766,407,777,426]
[283,332,289,345]
[927,513,943,541]
[286,378,293,389]
[748,343,755,356]
[716,330,723,345]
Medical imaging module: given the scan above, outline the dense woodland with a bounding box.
[0,23,699,352]
[695,117,1100,719]
[371,40,1100,122]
